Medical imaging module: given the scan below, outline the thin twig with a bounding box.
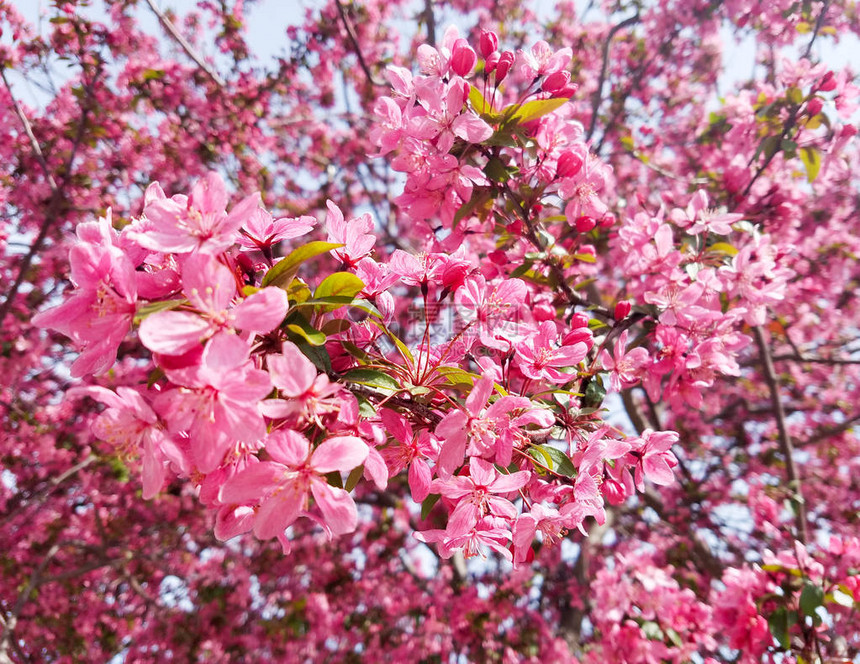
[802,0,831,60]
[586,13,639,142]
[800,412,860,448]
[144,0,226,88]
[334,0,385,88]
[753,326,809,543]
[771,353,860,365]
[0,71,58,193]
[0,72,69,330]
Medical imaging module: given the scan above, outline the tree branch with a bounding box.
[422,0,436,47]
[802,0,831,60]
[753,325,809,543]
[144,0,226,88]
[334,0,385,88]
[0,542,60,662]
[586,13,639,142]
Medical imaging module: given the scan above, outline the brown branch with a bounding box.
[334,0,385,88]
[0,71,58,193]
[422,0,436,47]
[771,353,860,366]
[799,412,860,448]
[0,542,60,662]
[753,326,809,543]
[499,182,613,319]
[586,13,640,142]
[802,0,831,60]
[144,0,226,88]
[0,456,95,528]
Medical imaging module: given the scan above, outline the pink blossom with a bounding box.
[32,212,137,377]
[129,172,261,254]
[139,253,288,355]
[325,200,376,267]
[220,429,368,539]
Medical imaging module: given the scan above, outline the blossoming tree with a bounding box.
[2,0,860,662]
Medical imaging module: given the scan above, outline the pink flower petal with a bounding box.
[139,310,212,355]
[310,479,358,536]
[233,287,288,333]
[310,436,368,474]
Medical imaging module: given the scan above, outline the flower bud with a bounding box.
[496,51,514,82]
[556,149,584,178]
[541,70,570,93]
[553,83,579,98]
[806,97,823,117]
[575,216,596,233]
[479,30,498,58]
[488,249,507,265]
[614,300,631,320]
[818,70,837,92]
[485,51,500,73]
[451,39,477,77]
[570,312,590,328]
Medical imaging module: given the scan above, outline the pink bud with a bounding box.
[818,71,837,92]
[553,84,579,98]
[479,30,498,58]
[614,301,631,320]
[451,39,477,77]
[575,216,596,233]
[488,250,507,265]
[556,150,584,178]
[571,312,589,329]
[496,51,514,82]
[578,245,596,260]
[542,70,570,93]
[485,51,500,73]
[806,97,823,117]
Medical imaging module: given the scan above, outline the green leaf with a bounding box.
[583,379,606,408]
[142,68,165,81]
[799,146,821,182]
[341,368,399,391]
[709,241,738,256]
[286,316,326,346]
[421,493,441,519]
[370,320,415,366]
[508,97,569,125]
[134,298,185,324]
[828,587,855,608]
[294,341,332,374]
[261,241,343,288]
[295,296,382,318]
[768,607,790,649]
[320,318,351,336]
[468,83,493,116]
[528,444,577,477]
[786,86,804,105]
[799,582,824,617]
[325,470,343,489]
[356,395,376,418]
[314,272,365,310]
[340,341,374,363]
[452,189,492,230]
[345,465,363,492]
[641,621,663,640]
[435,367,478,388]
[484,156,511,183]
